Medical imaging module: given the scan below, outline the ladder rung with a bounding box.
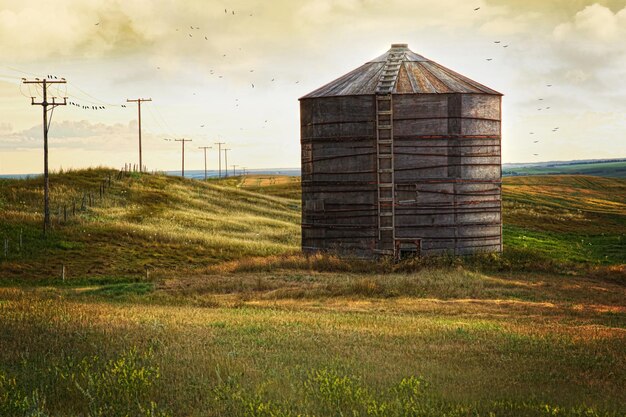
[379,226,394,231]
[378,140,393,144]
[378,184,393,188]
[377,111,392,115]
[376,95,392,100]
[379,212,393,217]
[378,125,392,130]
[378,154,392,159]
[378,169,393,173]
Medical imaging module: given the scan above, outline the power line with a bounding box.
[22,77,67,236]
[223,148,231,177]
[126,98,152,172]
[198,146,212,180]
[214,142,225,178]
[174,138,192,178]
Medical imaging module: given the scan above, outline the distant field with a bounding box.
[0,170,624,416]
[503,160,626,178]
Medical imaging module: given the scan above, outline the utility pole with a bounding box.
[214,142,225,178]
[126,98,152,172]
[23,77,67,236]
[174,138,192,178]
[198,146,212,180]
[232,165,238,176]
[223,148,231,177]
[242,167,248,176]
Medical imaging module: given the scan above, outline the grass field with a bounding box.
[0,169,625,417]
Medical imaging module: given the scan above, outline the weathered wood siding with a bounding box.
[300,93,502,257]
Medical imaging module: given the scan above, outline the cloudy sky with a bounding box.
[0,0,624,174]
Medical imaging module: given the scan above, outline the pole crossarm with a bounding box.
[22,78,67,236]
[198,146,212,180]
[126,98,152,172]
[214,142,225,178]
[174,138,192,178]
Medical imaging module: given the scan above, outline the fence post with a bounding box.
[64,205,67,222]
[19,229,22,252]
[61,264,65,282]
[3,238,7,258]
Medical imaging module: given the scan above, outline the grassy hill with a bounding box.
[1,170,625,417]
[0,169,300,282]
[503,160,626,178]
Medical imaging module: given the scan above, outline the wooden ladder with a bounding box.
[374,48,404,256]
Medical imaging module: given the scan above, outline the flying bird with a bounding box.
[494,41,501,43]
[533,154,539,156]
[225,8,227,13]
[232,10,235,15]
[189,34,192,37]
[503,45,509,48]
[251,83,254,88]
[295,81,300,84]
[205,36,208,40]
[547,84,552,87]
[95,22,100,26]
[271,78,275,82]
[486,58,493,61]
[533,141,539,143]
[474,7,480,11]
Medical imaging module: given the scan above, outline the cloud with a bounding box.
[554,3,626,42]
[0,119,149,150]
[0,122,12,134]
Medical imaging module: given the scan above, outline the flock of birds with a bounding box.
[473,5,560,158]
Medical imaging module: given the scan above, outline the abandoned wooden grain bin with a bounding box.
[300,43,503,258]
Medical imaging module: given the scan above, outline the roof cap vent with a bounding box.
[391,43,408,49]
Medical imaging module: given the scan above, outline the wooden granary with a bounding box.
[299,43,503,258]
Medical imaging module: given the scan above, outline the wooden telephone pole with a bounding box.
[232,165,238,176]
[126,98,152,172]
[223,148,231,177]
[175,138,192,177]
[214,142,225,178]
[23,77,67,236]
[198,146,212,180]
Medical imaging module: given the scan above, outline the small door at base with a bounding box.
[395,239,421,260]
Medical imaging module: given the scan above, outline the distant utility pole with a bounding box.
[214,142,225,178]
[242,167,248,176]
[232,165,238,176]
[126,98,152,172]
[198,146,212,180]
[23,77,67,236]
[175,138,192,177]
[223,148,231,177]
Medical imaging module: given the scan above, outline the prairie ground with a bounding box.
[0,169,624,416]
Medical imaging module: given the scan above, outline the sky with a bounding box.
[0,0,624,174]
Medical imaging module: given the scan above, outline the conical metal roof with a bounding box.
[301,44,501,99]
